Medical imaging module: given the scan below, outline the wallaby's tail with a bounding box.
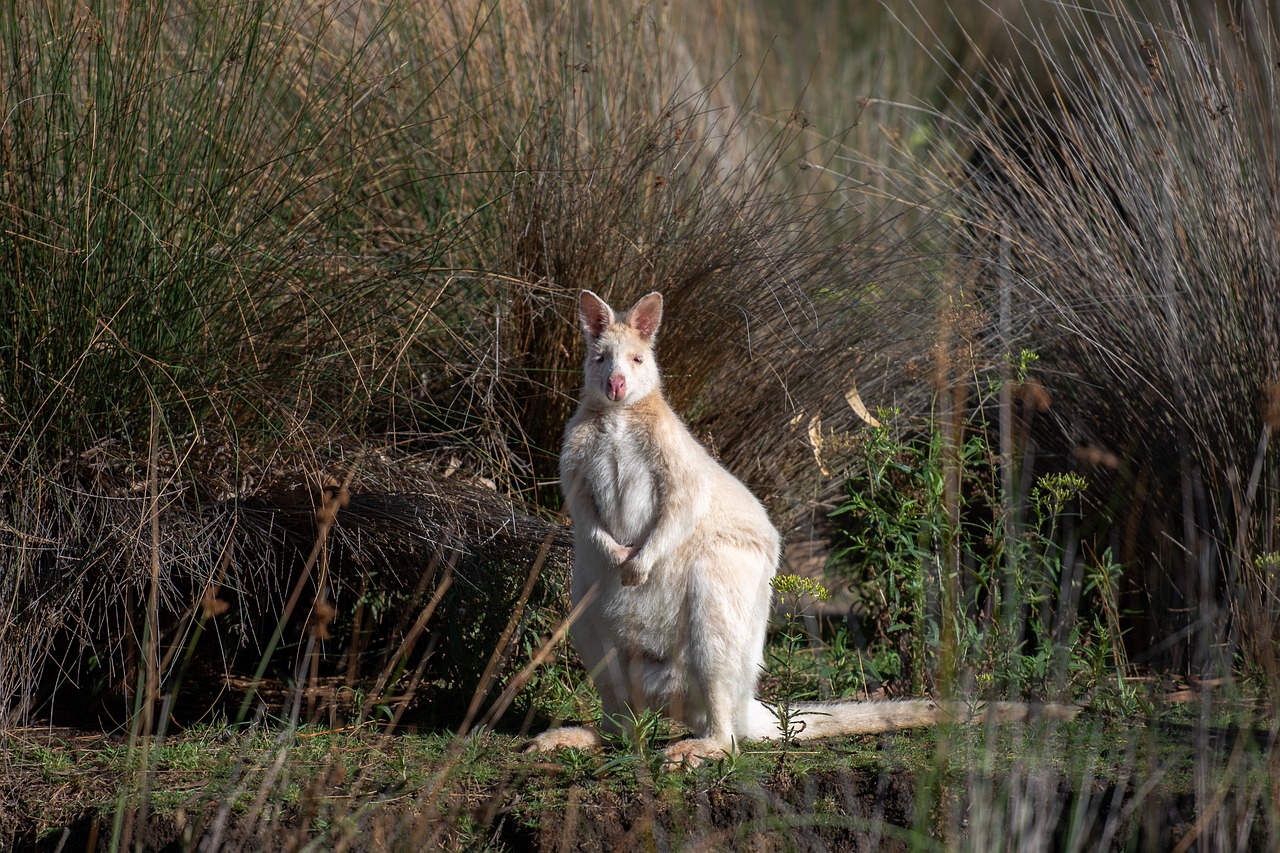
[744,698,1079,741]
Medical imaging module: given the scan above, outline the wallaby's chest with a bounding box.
[575,418,661,546]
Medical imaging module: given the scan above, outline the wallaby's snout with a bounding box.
[608,374,626,401]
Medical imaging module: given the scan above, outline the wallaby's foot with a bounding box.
[524,726,603,754]
[662,737,729,769]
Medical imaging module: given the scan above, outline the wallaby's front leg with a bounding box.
[563,476,640,577]
[606,539,639,570]
[619,472,711,587]
[589,522,643,586]
[591,524,637,572]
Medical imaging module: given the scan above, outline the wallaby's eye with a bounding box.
[632,355,644,365]
[593,354,606,363]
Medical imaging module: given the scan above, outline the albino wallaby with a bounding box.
[527,290,1076,767]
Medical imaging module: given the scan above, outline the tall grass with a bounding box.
[3,3,463,458]
[0,0,933,727]
[902,0,1280,680]
[4,0,1279,849]
[0,0,550,725]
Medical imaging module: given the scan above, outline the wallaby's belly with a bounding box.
[573,553,687,706]
[562,409,778,718]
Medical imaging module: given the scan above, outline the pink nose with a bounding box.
[608,375,626,400]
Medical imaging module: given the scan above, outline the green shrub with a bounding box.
[829,410,1120,704]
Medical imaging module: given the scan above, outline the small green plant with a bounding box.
[767,574,831,753]
[830,417,974,694]
[28,744,74,781]
[700,748,746,788]
[1004,348,1041,386]
[1254,553,1280,573]
[597,707,671,780]
[1031,472,1089,522]
[156,740,208,772]
[553,747,596,780]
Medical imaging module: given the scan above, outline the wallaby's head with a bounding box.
[578,290,663,406]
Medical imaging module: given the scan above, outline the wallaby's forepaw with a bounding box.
[619,558,650,587]
[610,541,638,565]
[662,738,728,769]
[524,726,603,754]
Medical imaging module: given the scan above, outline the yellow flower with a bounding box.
[770,574,830,601]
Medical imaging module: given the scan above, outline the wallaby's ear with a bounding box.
[626,292,663,341]
[579,290,614,340]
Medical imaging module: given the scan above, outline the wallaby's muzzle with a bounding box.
[608,375,626,400]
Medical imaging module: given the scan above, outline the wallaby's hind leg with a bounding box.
[662,546,773,768]
[662,658,752,766]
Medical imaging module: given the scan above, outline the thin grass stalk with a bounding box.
[366,544,453,700]
[478,574,600,733]
[360,563,455,729]
[997,228,1016,598]
[109,399,166,852]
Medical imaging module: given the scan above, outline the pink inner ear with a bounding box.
[580,292,613,339]
[628,293,663,340]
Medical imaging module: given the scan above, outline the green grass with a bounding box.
[1,698,1269,850]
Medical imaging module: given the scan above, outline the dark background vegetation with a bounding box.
[1,0,1278,848]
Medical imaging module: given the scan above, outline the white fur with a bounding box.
[527,290,1078,766]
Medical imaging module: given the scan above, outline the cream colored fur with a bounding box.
[526,290,1077,767]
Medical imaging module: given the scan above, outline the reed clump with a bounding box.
[915,0,1280,675]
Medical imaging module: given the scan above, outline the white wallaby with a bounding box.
[527,290,1077,767]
